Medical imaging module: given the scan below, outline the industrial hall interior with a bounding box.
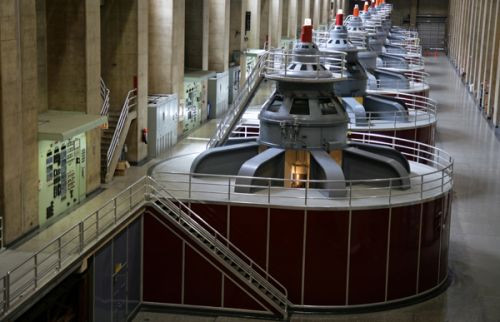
[1,0,500,321]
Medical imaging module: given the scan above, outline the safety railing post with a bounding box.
[114,198,117,224]
[129,187,133,210]
[33,255,38,289]
[268,179,271,204]
[228,178,231,201]
[420,174,424,199]
[57,238,62,270]
[188,174,192,199]
[4,273,10,312]
[79,222,84,253]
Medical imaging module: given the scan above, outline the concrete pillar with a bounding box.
[0,0,39,244]
[287,0,299,38]
[186,0,209,70]
[302,0,311,23]
[410,0,417,28]
[312,0,321,28]
[43,0,101,194]
[476,0,490,100]
[208,0,231,71]
[230,0,243,62]
[260,0,270,48]
[282,0,289,37]
[321,0,330,26]
[102,0,148,163]
[246,0,261,48]
[269,0,283,47]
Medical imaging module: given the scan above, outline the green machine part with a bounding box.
[38,133,87,226]
[183,80,204,134]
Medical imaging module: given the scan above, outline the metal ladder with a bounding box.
[207,53,268,148]
[147,178,289,318]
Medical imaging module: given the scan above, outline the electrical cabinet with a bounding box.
[38,133,86,225]
[228,65,241,105]
[183,80,205,134]
[148,94,178,158]
[208,71,229,119]
[244,49,266,80]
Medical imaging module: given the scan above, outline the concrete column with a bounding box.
[312,0,321,28]
[287,0,299,38]
[0,0,39,244]
[269,0,283,48]
[186,0,209,70]
[230,0,243,62]
[239,0,249,82]
[410,0,417,27]
[208,0,231,71]
[476,0,490,100]
[149,0,184,94]
[260,0,270,48]
[246,0,261,48]
[321,0,330,26]
[43,0,102,194]
[102,0,148,163]
[282,0,289,37]
[302,0,311,22]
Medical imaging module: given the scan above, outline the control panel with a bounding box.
[183,80,205,134]
[38,133,87,225]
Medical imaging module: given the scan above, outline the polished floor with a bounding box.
[136,55,500,321]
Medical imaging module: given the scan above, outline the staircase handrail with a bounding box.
[147,177,289,311]
[100,78,111,116]
[106,88,138,168]
[207,52,268,148]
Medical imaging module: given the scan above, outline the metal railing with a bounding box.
[385,44,423,58]
[378,56,425,72]
[106,89,138,169]
[369,70,430,92]
[148,180,289,316]
[0,176,290,319]
[100,78,110,116]
[208,53,268,148]
[313,30,369,50]
[264,49,347,81]
[231,92,436,139]
[156,132,453,208]
[0,177,149,317]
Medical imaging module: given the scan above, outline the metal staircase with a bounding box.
[207,52,268,148]
[147,178,289,318]
[101,89,138,183]
[100,78,110,116]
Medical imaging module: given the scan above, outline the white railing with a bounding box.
[156,133,453,208]
[313,30,369,50]
[348,92,437,128]
[379,56,425,71]
[385,44,423,58]
[106,89,138,169]
[264,49,347,81]
[0,176,290,319]
[100,78,110,116]
[370,70,429,92]
[208,53,268,148]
